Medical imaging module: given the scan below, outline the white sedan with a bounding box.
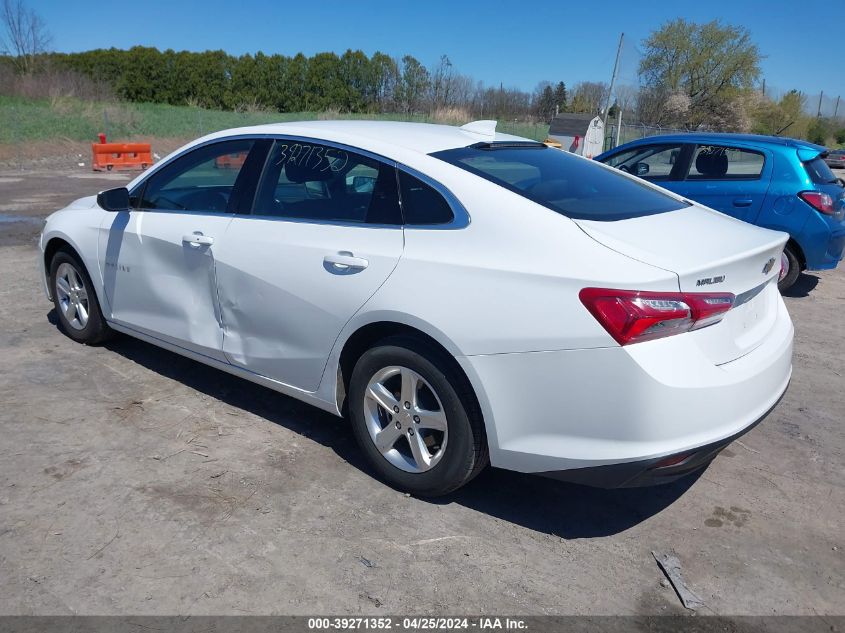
[39,120,793,496]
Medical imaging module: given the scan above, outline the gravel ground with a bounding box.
[0,166,842,616]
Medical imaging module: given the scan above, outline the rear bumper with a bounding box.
[799,212,845,270]
[459,294,793,479]
[539,386,785,488]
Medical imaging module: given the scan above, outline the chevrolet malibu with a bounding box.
[39,120,793,496]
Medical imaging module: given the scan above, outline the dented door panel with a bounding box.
[215,218,403,392]
[98,210,234,360]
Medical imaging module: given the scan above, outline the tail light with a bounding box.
[579,288,735,346]
[798,191,835,215]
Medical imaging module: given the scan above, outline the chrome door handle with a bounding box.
[323,252,369,270]
[182,233,214,246]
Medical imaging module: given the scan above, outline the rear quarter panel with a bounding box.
[335,161,681,358]
[757,147,845,268]
[757,148,813,236]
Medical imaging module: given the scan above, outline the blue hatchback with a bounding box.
[597,133,845,291]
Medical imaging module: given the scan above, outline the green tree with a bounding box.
[639,19,761,128]
[370,52,399,111]
[339,49,369,111]
[751,90,809,138]
[397,54,429,113]
[282,53,308,111]
[533,82,555,122]
[305,52,348,111]
[553,81,567,112]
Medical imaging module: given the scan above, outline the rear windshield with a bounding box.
[431,143,689,221]
[805,156,839,185]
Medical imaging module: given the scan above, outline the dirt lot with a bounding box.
[0,166,843,616]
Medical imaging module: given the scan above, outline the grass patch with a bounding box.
[0,95,549,145]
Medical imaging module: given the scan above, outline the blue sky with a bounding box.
[33,0,844,100]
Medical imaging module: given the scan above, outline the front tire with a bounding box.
[348,337,488,496]
[49,249,112,344]
[777,245,801,293]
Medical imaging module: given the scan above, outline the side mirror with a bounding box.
[634,162,650,177]
[97,187,130,212]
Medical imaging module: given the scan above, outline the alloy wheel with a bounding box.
[363,365,449,473]
[55,262,90,330]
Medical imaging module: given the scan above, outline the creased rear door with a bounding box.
[214,138,404,392]
[215,219,403,392]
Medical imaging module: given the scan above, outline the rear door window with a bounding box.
[432,143,688,221]
[687,145,764,180]
[253,140,402,225]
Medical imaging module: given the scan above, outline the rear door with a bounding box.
[214,139,405,392]
[676,143,772,222]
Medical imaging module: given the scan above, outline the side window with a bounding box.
[688,145,764,180]
[603,144,684,180]
[138,139,255,212]
[253,140,402,225]
[398,171,454,225]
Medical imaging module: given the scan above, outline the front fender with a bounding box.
[40,206,108,310]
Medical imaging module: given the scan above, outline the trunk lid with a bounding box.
[575,205,787,364]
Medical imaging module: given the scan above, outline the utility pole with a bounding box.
[834,96,840,119]
[817,91,824,117]
[615,106,622,148]
[603,32,624,124]
[761,78,766,97]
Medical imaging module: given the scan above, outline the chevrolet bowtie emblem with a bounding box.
[762,257,776,275]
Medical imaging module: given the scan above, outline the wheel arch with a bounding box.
[333,319,483,431]
[785,237,806,270]
[42,234,105,309]
[43,236,83,300]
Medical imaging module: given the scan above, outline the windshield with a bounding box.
[431,143,689,221]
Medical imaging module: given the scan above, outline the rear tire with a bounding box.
[348,336,488,496]
[49,249,112,344]
[777,245,801,293]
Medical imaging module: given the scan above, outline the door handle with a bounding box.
[323,252,369,270]
[732,198,753,207]
[182,232,214,246]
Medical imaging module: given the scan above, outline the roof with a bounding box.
[126,120,531,192]
[609,132,825,152]
[196,119,529,157]
[548,113,602,137]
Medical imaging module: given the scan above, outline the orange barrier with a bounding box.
[215,151,248,169]
[92,142,152,171]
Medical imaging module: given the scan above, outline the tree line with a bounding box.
[2,0,842,145]
[1,46,588,121]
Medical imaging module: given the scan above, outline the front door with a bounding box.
[602,143,692,185]
[98,138,266,360]
[214,139,405,392]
